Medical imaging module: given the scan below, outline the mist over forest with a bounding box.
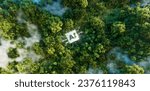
[0,0,150,74]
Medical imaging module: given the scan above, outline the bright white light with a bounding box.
[65,30,80,43]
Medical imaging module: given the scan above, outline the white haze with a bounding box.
[44,0,68,16]
[32,0,41,4]
[107,47,150,74]
[0,39,15,67]
[15,23,41,62]
[0,24,41,67]
[87,68,103,74]
[16,10,26,24]
[141,0,150,6]
[25,23,41,48]
[0,10,42,68]
[107,62,120,74]
[32,0,68,16]
[130,0,150,8]
[108,47,134,65]
[107,47,134,74]
[15,22,42,62]
[16,48,41,62]
[138,57,150,73]
[88,47,150,74]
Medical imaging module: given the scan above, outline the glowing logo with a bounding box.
[65,30,80,43]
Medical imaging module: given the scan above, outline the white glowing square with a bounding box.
[65,30,80,43]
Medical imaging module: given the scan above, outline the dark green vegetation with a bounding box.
[0,0,149,74]
[7,48,20,58]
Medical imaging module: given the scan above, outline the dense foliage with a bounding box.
[0,0,149,74]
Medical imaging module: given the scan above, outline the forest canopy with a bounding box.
[0,0,150,74]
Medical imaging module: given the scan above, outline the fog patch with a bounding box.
[0,11,42,68]
[32,0,68,16]
[138,57,150,73]
[16,10,41,48]
[107,47,150,74]
[107,47,134,74]
[16,10,26,24]
[0,24,42,67]
[130,0,150,8]
[15,49,26,62]
[108,47,134,65]
[107,62,119,74]
[25,23,41,48]
[141,0,150,6]
[87,68,103,74]
[0,39,15,67]
[15,23,42,62]
[32,0,41,4]
[44,0,68,16]
[16,48,41,62]
[16,10,42,62]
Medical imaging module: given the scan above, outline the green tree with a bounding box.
[49,17,63,33]
[111,21,126,37]
[62,0,88,8]
[7,48,20,59]
[32,42,44,55]
[63,19,74,31]
[0,0,150,74]
[15,58,40,73]
[63,8,87,22]
[0,20,14,39]
[104,0,130,8]
[124,64,144,74]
